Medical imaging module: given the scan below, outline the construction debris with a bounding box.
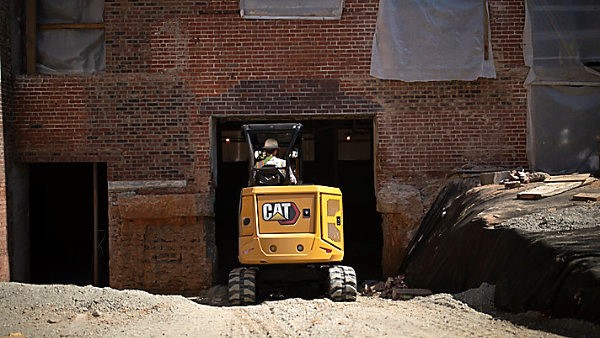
[479,171,511,185]
[494,170,598,199]
[503,181,522,189]
[517,181,586,200]
[500,169,549,189]
[360,276,432,300]
[359,280,386,296]
[546,173,591,182]
[517,177,596,200]
[572,192,600,201]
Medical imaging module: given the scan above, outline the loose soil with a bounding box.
[1,282,599,337]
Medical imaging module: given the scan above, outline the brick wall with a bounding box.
[6,0,528,291]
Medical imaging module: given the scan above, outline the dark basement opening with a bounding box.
[27,163,109,286]
[215,119,382,285]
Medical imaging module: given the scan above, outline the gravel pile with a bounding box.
[498,204,600,232]
[453,283,496,314]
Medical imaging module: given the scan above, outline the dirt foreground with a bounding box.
[1,282,599,337]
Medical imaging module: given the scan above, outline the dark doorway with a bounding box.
[28,163,109,286]
[215,119,381,283]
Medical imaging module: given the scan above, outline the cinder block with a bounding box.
[480,171,512,185]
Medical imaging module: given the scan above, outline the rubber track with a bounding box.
[228,267,257,305]
[328,265,357,302]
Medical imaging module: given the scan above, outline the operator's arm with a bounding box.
[267,157,297,184]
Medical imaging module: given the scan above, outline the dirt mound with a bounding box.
[4,282,599,337]
[0,282,231,337]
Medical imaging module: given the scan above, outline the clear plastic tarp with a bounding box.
[525,0,600,174]
[37,29,105,75]
[36,0,105,74]
[524,0,600,84]
[527,86,600,174]
[370,0,496,82]
[37,0,104,24]
[240,0,344,20]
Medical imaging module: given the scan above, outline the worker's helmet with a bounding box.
[263,138,278,150]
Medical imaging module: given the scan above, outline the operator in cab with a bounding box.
[255,138,297,184]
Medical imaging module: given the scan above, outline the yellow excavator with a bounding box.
[228,123,358,305]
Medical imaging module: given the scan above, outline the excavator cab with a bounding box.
[243,123,302,187]
[227,123,358,305]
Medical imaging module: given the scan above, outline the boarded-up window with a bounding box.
[240,0,344,20]
[26,0,105,74]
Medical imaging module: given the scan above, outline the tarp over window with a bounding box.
[370,0,495,82]
[37,0,104,24]
[36,0,105,74]
[524,0,600,85]
[525,1,600,174]
[37,29,105,75]
[528,86,600,174]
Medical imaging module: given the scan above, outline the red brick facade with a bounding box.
[2,0,528,292]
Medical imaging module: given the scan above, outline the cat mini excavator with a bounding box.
[228,123,358,305]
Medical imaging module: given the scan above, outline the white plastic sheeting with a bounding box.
[370,0,495,82]
[527,86,600,174]
[524,0,600,84]
[36,0,105,74]
[525,1,600,174]
[37,29,105,75]
[37,0,104,24]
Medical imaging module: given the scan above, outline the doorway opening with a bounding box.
[26,163,109,286]
[214,119,381,283]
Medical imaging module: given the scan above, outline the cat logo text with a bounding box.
[262,202,300,225]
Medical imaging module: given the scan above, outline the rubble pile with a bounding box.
[499,169,548,188]
[360,275,431,300]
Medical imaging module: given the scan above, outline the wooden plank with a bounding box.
[503,181,522,189]
[483,2,489,60]
[517,181,583,200]
[572,193,600,201]
[545,173,590,182]
[530,81,600,87]
[25,0,36,74]
[391,288,432,297]
[38,23,105,30]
